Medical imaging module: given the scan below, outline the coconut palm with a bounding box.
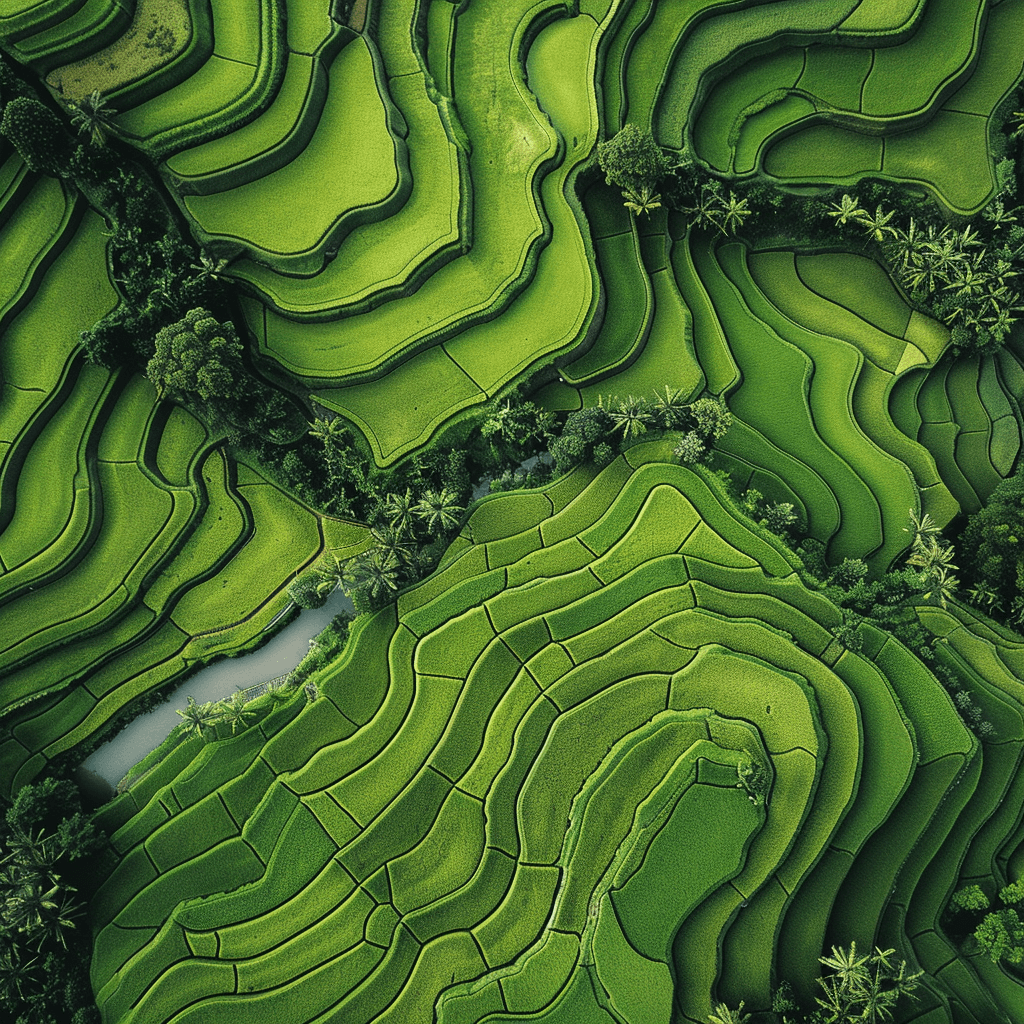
[346,547,402,601]
[218,691,256,734]
[29,888,81,949]
[382,488,417,535]
[605,394,653,441]
[718,191,751,234]
[967,582,1003,612]
[190,249,228,283]
[369,522,414,565]
[707,1002,750,1024]
[309,416,345,447]
[413,487,463,534]
[650,385,688,429]
[826,193,868,228]
[906,534,957,571]
[983,198,1019,228]
[919,565,959,609]
[621,184,662,217]
[67,89,114,145]
[314,551,348,597]
[175,696,223,739]
[883,217,923,274]
[855,203,898,242]
[0,947,41,1001]
[683,184,725,233]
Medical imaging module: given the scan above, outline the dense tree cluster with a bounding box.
[960,465,1024,623]
[948,879,1024,968]
[710,942,921,1024]
[1,779,105,1024]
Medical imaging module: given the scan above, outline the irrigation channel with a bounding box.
[77,589,355,800]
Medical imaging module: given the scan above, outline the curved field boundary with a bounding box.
[689,0,989,185]
[761,0,1024,215]
[225,40,468,318]
[2,0,133,74]
[108,0,285,159]
[890,348,1024,517]
[653,0,861,150]
[80,443,1023,1023]
[0,210,370,796]
[181,34,410,276]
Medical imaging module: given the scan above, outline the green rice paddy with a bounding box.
[3,0,1024,1021]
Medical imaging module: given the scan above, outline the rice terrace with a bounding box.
[5,0,1024,1021]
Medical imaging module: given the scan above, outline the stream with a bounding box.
[77,588,354,799]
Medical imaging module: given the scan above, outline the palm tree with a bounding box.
[650,385,688,428]
[707,1002,750,1024]
[904,508,942,548]
[855,204,897,242]
[67,89,114,146]
[683,185,725,233]
[413,488,463,534]
[309,416,345,447]
[346,547,402,601]
[621,184,662,217]
[313,551,348,597]
[826,194,868,228]
[0,947,40,1002]
[604,394,652,441]
[218,691,256,734]
[883,217,928,275]
[718,192,751,234]
[907,535,957,574]
[920,565,959,609]
[983,198,1018,228]
[382,488,417,535]
[967,582,1003,613]
[369,523,414,565]
[175,696,222,740]
[190,249,228,284]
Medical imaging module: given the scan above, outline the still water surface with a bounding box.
[80,589,354,791]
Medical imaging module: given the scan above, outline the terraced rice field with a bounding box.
[3,0,1024,1021]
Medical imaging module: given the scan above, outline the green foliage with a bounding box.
[735,758,768,804]
[1001,879,1024,906]
[287,568,331,609]
[690,396,732,441]
[548,405,615,470]
[707,1001,750,1024]
[961,465,1024,611]
[828,558,869,590]
[951,884,990,912]
[147,307,245,403]
[0,97,71,175]
[597,123,670,191]
[290,612,353,686]
[174,696,223,740]
[0,781,106,1022]
[66,90,114,147]
[673,430,706,464]
[975,907,1024,965]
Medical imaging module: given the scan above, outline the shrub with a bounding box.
[951,885,990,912]
[0,96,72,175]
[548,406,614,470]
[690,396,732,441]
[147,308,245,403]
[597,123,670,191]
[975,908,1024,964]
[673,431,706,464]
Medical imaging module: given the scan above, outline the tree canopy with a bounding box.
[146,307,245,403]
